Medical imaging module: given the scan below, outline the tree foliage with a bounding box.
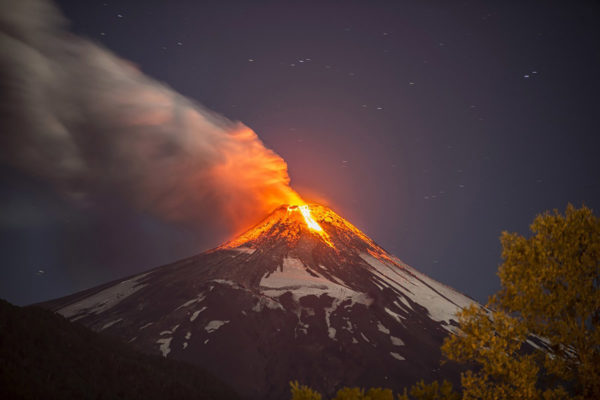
[398,380,460,400]
[290,383,394,400]
[290,381,323,400]
[332,387,394,400]
[443,204,599,399]
[291,205,599,400]
[290,381,455,400]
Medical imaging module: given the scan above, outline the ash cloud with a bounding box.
[0,0,301,233]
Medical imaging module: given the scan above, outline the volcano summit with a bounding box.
[43,204,477,399]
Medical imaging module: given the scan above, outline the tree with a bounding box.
[290,381,322,400]
[290,383,394,400]
[443,204,600,399]
[290,381,455,400]
[331,387,393,400]
[397,380,460,400]
[290,205,599,400]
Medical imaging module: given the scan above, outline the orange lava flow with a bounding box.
[287,205,334,247]
[298,205,324,231]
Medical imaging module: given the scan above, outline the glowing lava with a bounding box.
[224,203,378,250]
[297,205,324,231]
[287,204,333,247]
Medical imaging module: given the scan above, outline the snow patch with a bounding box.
[183,342,188,349]
[231,246,256,254]
[390,352,405,361]
[295,320,309,336]
[361,253,476,327]
[395,297,412,311]
[185,331,191,340]
[390,336,404,346]
[384,307,404,324]
[252,296,284,312]
[377,322,390,335]
[324,299,344,340]
[190,306,207,322]
[101,318,122,330]
[343,318,353,332]
[177,293,206,310]
[205,320,229,333]
[211,279,237,286]
[159,324,179,336]
[360,333,370,343]
[371,279,388,291]
[156,337,172,357]
[139,322,153,330]
[260,257,371,306]
[57,272,152,320]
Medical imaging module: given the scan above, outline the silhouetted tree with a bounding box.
[290,205,600,400]
[443,204,600,399]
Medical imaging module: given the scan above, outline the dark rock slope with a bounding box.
[0,299,239,400]
[42,204,477,399]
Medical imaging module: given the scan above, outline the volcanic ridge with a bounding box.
[42,204,477,399]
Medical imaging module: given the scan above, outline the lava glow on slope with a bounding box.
[288,204,334,247]
[223,203,339,249]
[221,202,399,265]
[292,205,324,231]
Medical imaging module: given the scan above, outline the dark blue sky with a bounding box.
[1,0,599,305]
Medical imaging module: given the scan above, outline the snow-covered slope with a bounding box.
[42,204,478,399]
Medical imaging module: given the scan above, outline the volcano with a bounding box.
[42,204,477,399]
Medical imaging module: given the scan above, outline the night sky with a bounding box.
[1,0,599,306]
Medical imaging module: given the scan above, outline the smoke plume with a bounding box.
[0,0,302,232]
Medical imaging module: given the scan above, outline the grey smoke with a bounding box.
[0,0,301,232]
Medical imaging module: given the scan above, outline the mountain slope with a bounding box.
[42,204,478,399]
[0,299,240,400]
